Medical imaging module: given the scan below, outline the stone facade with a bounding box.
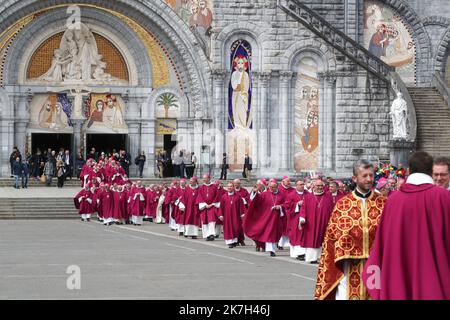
[0,0,449,178]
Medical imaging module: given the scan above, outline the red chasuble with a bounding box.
[92,188,101,216]
[109,166,125,185]
[180,186,201,227]
[330,191,345,205]
[243,191,285,243]
[363,184,450,300]
[174,188,185,225]
[299,192,334,248]
[235,188,250,205]
[219,192,245,241]
[315,192,386,300]
[162,187,174,223]
[129,186,146,216]
[74,189,94,214]
[98,189,113,220]
[111,189,127,220]
[278,185,295,237]
[214,187,227,225]
[145,189,157,218]
[196,184,220,225]
[88,170,103,186]
[79,165,92,187]
[284,190,309,246]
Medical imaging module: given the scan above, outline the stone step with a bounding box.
[408,87,450,156]
[0,215,80,220]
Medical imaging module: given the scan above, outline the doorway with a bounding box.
[163,134,177,177]
[31,133,72,154]
[86,134,127,155]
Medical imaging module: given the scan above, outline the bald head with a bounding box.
[233,179,241,189]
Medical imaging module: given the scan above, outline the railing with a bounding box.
[432,71,450,108]
[278,0,394,83]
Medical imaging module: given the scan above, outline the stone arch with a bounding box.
[283,38,337,72]
[0,0,212,118]
[215,21,266,71]
[4,8,144,86]
[146,86,189,120]
[434,25,450,74]
[368,0,432,85]
[422,16,450,28]
[285,41,338,173]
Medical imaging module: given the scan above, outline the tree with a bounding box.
[157,93,179,118]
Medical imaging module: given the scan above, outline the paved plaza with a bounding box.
[0,220,318,300]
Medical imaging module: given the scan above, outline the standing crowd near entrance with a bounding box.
[72,151,450,300]
[8,146,147,188]
[9,146,74,188]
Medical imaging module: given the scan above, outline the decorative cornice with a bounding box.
[318,71,337,83]
[211,69,227,80]
[279,71,294,82]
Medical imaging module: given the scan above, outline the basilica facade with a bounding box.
[0,0,449,178]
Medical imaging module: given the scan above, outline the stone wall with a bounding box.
[211,0,391,177]
[1,0,448,177]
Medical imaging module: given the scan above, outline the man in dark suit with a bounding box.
[119,150,131,177]
[243,153,252,182]
[62,149,73,180]
[220,153,229,180]
[9,147,22,178]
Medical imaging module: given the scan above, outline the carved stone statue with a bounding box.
[32,23,124,84]
[390,91,408,140]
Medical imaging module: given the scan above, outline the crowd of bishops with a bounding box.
[73,153,450,300]
[73,156,367,261]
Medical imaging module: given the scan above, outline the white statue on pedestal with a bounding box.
[391,91,408,140]
[32,23,125,84]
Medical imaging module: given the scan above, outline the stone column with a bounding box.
[140,119,156,177]
[319,71,337,172]
[257,72,271,172]
[212,69,226,174]
[13,94,30,156]
[127,121,140,178]
[125,96,145,178]
[279,71,293,171]
[194,119,204,176]
[72,119,85,158]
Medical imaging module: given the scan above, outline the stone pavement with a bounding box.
[0,220,318,300]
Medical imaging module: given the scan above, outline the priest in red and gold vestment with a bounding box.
[315,160,386,300]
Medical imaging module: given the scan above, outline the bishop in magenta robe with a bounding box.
[363,171,450,300]
[74,185,94,222]
[284,180,309,259]
[243,181,285,256]
[197,174,220,241]
[178,177,201,238]
[218,182,246,248]
[299,180,334,263]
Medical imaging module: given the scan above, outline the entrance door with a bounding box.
[31,133,72,153]
[86,134,127,155]
[163,134,177,177]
